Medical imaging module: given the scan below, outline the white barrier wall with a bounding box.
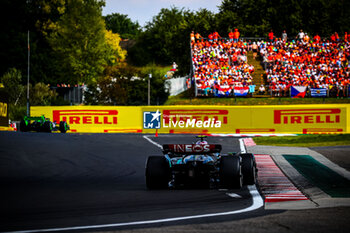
[166,77,188,96]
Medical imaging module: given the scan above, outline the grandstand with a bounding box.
[191,34,350,98]
[259,38,349,98]
[191,38,255,97]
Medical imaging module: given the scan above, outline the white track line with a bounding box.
[239,138,247,153]
[6,136,263,233]
[7,186,263,233]
[143,135,163,149]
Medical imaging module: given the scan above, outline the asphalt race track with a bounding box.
[0,132,272,232]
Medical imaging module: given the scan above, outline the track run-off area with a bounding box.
[0,132,349,233]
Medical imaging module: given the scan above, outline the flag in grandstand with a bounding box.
[234,87,249,97]
[217,86,232,97]
[310,88,327,97]
[291,86,307,98]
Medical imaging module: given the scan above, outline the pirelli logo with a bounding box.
[0,102,7,117]
[163,109,228,125]
[274,109,341,124]
[52,110,118,125]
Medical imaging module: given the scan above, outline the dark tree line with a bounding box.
[128,0,350,75]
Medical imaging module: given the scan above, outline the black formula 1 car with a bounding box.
[19,115,69,133]
[146,136,257,189]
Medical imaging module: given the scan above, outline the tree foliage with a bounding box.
[29,83,58,106]
[104,13,141,39]
[0,68,57,107]
[128,1,349,73]
[84,64,169,105]
[48,0,108,85]
[1,0,126,86]
[105,30,127,65]
[129,7,215,74]
[217,0,350,37]
[0,68,25,104]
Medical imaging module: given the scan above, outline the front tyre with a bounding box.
[220,155,243,189]
[146,156,170,189]
[59,121,68,133]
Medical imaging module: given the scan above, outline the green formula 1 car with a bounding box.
[19,115,69,133]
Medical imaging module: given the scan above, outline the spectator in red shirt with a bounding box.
[313,34,321,43]
[330,33,336,42]
[213,31,221,42]
[268,30,274,42]
[335,32,340,41]
[233,28,240,42]
[228,29,234,42]
[208,33,213,42]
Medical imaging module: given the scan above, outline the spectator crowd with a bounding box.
[191,30,350,98]
[258,31,350,97]
[191,30,255,96]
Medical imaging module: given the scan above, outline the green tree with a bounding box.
[85,64,169,105]
[48,0,108,85]
[218,0,350,38]
[104,13,141,39]
[129,7,218,74]
[0,68,25,105]
[29,83,57,106]
[105,30,127,65]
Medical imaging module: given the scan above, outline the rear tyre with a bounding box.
[146,156,170,189]
[43,121,53,133]
[241,153,257,185]
[59,121,68,133]
[220,155,242,189]
[19,120,28,132]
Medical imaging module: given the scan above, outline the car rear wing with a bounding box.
[163,144,222,154]
[24,115,46,122]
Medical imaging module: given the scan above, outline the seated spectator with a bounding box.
[259,84,265,94]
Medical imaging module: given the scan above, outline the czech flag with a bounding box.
[234,87,249,97]
[291,86,307,98]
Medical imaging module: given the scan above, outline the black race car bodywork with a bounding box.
[146,137,257,189]
[19,115,69,133]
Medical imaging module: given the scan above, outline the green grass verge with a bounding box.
[283,154,350,197]
[253,134,350,147]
